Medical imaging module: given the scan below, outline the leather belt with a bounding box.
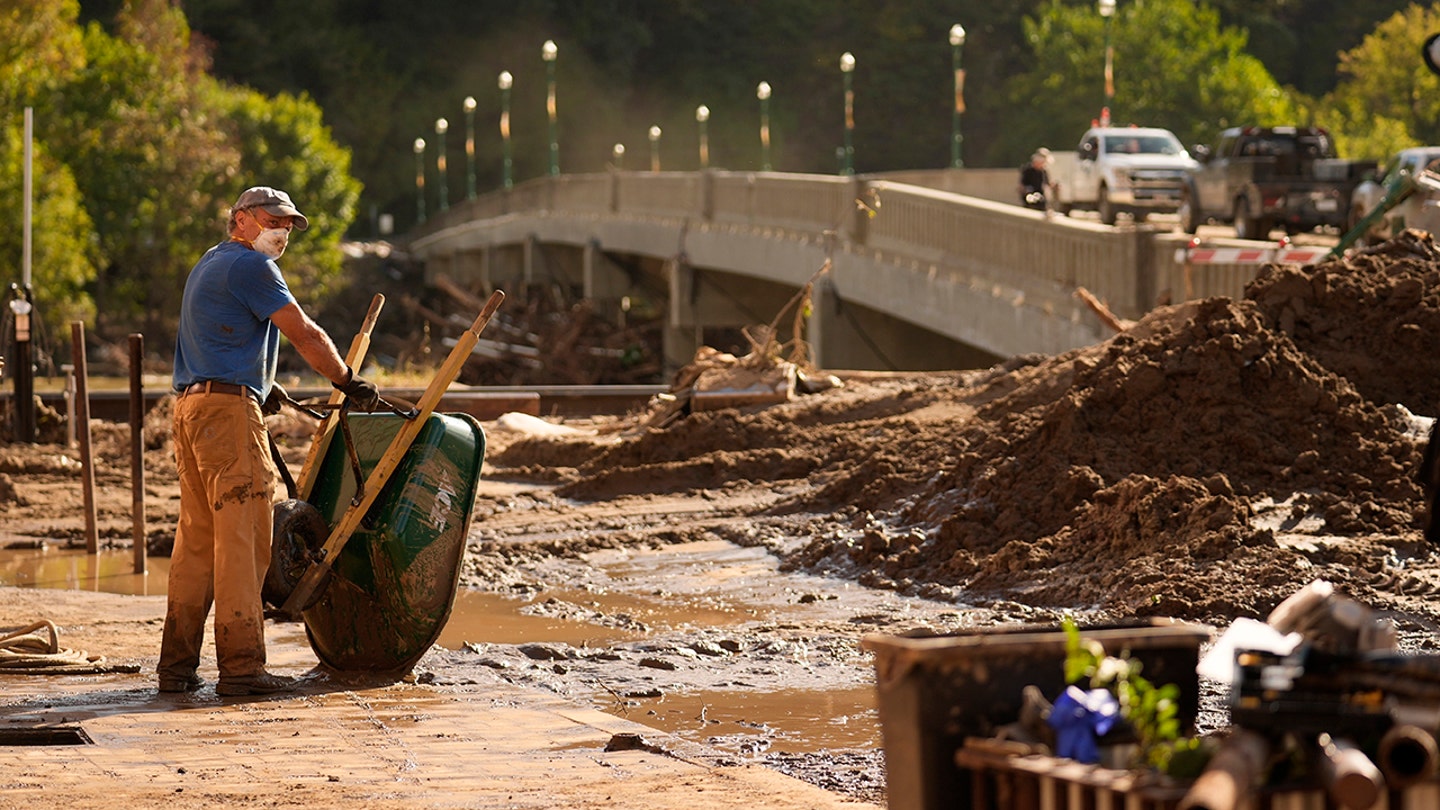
[183,381,260,402]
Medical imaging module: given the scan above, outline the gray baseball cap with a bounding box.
[232,186,309,230]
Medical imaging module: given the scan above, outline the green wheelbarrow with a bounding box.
[265,291,503,673]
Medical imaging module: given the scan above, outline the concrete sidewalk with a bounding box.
[0,589,880,810]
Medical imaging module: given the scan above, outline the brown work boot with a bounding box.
[157,672,204,693]
[216,671,297,696]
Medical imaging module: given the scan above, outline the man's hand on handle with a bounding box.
[261,382,288,416]
[333,367,381,412]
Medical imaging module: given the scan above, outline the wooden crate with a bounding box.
[954,741,1440,810]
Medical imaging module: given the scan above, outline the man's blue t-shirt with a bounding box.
[172,241,297,400]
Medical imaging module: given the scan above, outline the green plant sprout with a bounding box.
[1062,616,1210,777]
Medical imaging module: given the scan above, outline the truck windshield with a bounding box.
[1102,135,1182,156]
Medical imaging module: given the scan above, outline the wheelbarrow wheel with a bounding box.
[263,499,331,610]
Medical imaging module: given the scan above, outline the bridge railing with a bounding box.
[414,171,1260,322]
[861,182,1150,318]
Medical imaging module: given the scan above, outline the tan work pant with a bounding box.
[157,391,279,681]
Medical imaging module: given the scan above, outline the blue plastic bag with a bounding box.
[1046,685,1120,763]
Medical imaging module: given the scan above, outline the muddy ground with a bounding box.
[4,230,1440,805]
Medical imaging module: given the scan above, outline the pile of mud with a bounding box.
[492,231,1440,625]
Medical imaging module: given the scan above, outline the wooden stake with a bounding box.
[71,322,99,554]
[128,333,146,574]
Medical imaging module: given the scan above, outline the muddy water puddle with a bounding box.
[627,687,878,754]
[0,546,166,595]
[0,541,891,753]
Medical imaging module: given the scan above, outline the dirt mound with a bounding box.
[1246,229,1440,414]
[491,233,1440,626]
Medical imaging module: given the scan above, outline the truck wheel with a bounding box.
[1097,185,1117,225]
[1178,189,1199,233]
[1234,198,1264,240]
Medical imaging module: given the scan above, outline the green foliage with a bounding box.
[46,9,238,340]
[0,0,96,340]
[1207,0,1415,97]
[0,0,85,103]
[212,85,363,303]
[0,1,363,348]
[1319,3,1440,159]
[1061,616,1210,776]
[1004,0,1297,163]
[0,128,98,335]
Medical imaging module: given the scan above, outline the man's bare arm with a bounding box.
[270,302,351,384]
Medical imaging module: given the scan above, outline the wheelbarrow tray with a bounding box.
[300,411,486,673]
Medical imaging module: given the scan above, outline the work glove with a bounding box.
[261,382,287,416]
[333,368,381,412]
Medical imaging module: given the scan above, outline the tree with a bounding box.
[212,85,363,304]
[1321,3,1440,160]
[44,4,238,341]
[36,1,361,346]
[0,0,85,102]
[0,0,96,347]
[1206,0,1414,98]
[1001,0,1298,164]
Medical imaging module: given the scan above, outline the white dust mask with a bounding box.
[252,226,289,259]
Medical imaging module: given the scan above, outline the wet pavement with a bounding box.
[0,588,881,810]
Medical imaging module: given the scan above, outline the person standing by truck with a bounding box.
[1019,149,1056,212]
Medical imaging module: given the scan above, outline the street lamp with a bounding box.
[949,24,966,168]
[435,117,449,211]
[696,105,710,169]
[498,70,513,189]
[413,137,426,224]
[648,125,662,172]
[612,143,625,170]
[756,81,772,171]
[463,96,477,199]
[840,51,855,176]
[543,39,559,176]
[1099,0,1115,125]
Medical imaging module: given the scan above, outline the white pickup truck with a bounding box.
[1050,126,1198,225]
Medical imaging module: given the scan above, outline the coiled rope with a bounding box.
[0,620,118,675]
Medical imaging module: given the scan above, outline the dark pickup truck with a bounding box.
[1177,126,1375,239]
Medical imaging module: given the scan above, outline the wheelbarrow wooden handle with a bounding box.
[281,289,505,618]
[294,293,385,501]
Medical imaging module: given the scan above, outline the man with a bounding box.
[158,185,381,696]
[1019,149,1056,211]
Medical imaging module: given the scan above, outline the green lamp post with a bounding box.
[543,39,559,176]
[840,52,855,176]
[1099,0,1115,124]
[696,105,710,169]
[435,117,449,211]
[498,70,513,189]
[757,81,772,171]
[463,95,477,199]
[413,137,426,223]
[949,24,966,168]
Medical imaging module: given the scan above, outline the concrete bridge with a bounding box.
[404,170,1276,374]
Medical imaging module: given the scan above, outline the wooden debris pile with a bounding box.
[638,262,842,429]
